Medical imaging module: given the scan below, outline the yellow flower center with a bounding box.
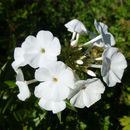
[53,78,58,82]
[41,48,45,54]
[82,87,86,90]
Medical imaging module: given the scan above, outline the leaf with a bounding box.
[119,116,130,130]
[57,112,63,124]
[65,99,77,112]
[4,81,16,88]
[0,62,7,75]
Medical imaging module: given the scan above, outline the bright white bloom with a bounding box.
[83,20,115,47]
[34,61,75,102]
[21,30,61,68]
[69,78,105,108]
[65,19,87,34]
[101,47,127,87]
[65,19,87,46]
[38,98,66,114]
[12,47,27,73]
[94,19,115,47]
[16,69,30,101]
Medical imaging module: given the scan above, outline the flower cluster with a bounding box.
[12,19,127,114]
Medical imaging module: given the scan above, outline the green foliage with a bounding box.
[119,116,130,130]
[0,0,130,129]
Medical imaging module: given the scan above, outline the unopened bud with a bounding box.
[76,60,83,65]
[87,70,96,77]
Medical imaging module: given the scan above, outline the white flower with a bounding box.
[21,30,61,68]
[101,47,127,87]
[83,20,115,47]
[65,19,87,46]
[12,47,27,73]
[94,19,115,47]
[38,98,66,114]
[65,19,87,34]
[34,61,75,102]
[16,69,30,101]
[69,78,105,108]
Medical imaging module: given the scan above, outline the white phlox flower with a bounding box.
[38,98,66,114]
[69,78,105,108]
[101,47,127,87]
[65,19,88,46]
[16,69,30,101]
[83,19,115,47]
[12,47,27,73]
[34,61,75,102]
[21,30,61,68]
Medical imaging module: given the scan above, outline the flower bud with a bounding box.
[87,70,96,77]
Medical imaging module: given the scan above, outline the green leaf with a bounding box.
[57,112,63,124]
[65,99,77,112]
[4,81,16,88]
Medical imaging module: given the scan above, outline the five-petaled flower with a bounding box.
[65,19,88,46]
[69,78,105,108]
[21,30,61,68]
[101,47,127,87]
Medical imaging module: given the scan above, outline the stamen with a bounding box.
[41,48,45,54]
[53,78,58,82]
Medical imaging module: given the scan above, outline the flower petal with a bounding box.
[52,100,66,113]
[36,30,54,48]
[70,90,85,108]
[16,81,30,101]
[16,69,24,81]
[38,98,52,111]
[59,67,74,89]
[35,67,52,81]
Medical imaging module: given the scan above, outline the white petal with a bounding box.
[16,69,24,81]
[38,98,52,111]
[22,36,41,68]
[35,81,70,101]
[45,37,61,56]
[85,78,105,94]
[36,30,54,48]
[103,47,118,59]
[111,52,127,70]
[83,90,101,108]
[108,70,121,87]
[16,81,30,101]
[59,67,75,89]
[22,35,39,50]
[94,19,108,34]
[35,67,52,81]
[70,90,85,108]
[12,47,26,72]
[52,100,66,113]
[38,54,57,68]
[47,61,66,76]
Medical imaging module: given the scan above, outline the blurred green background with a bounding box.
[0,0,130,129]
